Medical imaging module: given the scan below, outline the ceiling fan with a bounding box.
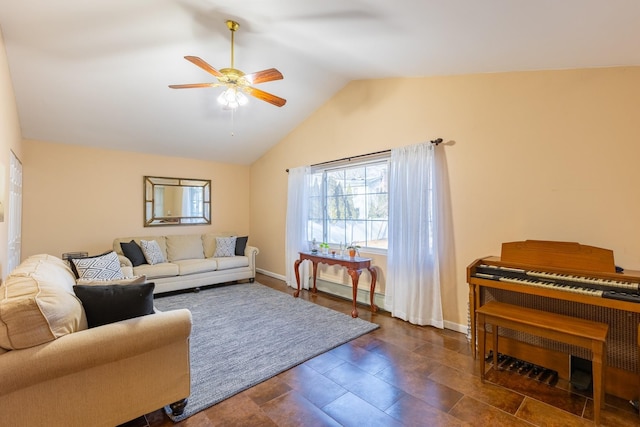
[169,20,286,108]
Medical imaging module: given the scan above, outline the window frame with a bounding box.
[308,154,390,253]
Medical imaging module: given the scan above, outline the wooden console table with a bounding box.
[293,251,378,318]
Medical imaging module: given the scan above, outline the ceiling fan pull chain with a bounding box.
[230,108,235,137]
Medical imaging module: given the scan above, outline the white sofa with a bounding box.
[113,233,259,294]
[0,254,192,427]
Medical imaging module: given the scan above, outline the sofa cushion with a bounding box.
[174,259,218,275]
[69,251,125,280]
[73,283,155,328]
[141,240,166,265]
[121,265,134,278]
[215,256,249,271]
[76,275,147,286]
[132,263,179,279]
[166,234,205,262]
[202,234,217,258]
[235,236,248,256]
[120,240,147,267]
[0,256,87,350]
[213,236,236,257]
[15,253,72,273]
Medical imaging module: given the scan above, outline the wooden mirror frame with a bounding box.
[144,176,211,226]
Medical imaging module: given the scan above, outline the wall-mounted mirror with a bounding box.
[144,176,211,226]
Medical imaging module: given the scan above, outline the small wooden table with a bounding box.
[294,251,378,318]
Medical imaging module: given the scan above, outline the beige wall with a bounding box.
[22,140,250,259]
[250,66,640,329]
[0,30,23,280]
[5,19,640,331]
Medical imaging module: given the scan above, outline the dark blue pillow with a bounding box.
[73,283,155,328]
[235,236,248,256]
[120,240,147,267]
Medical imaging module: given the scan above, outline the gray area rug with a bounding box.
[153,282,379,422]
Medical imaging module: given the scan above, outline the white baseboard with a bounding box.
[256,268,468,336]
[444,320,469,335]
[315,278,388,311]
[255,269,384,308]
[256,268,286,282]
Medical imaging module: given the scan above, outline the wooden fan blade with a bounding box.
[244,68,284,85]
[168,83,219,89]
[184,56,223,77]
[244,86,287,107]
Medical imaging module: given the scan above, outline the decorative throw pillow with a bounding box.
[213,236,236,257]
[75,275,147,286]
[120,240,147,267]
[235,236,248,256]
[73,283,155,328]
[140,240,166,265]
[69,251,124,280]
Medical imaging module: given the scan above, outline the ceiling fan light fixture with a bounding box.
[217,87,248,109]
[236,91,249,106]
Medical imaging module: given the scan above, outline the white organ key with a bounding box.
[498,276,604,297]
[527,271,637,291]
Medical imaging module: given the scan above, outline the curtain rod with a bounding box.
[285,138,443,172]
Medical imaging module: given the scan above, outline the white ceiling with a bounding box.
[1,0,639,165]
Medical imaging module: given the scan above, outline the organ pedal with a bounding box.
[484,351,558,385]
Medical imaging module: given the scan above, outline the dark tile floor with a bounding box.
[126,273,639,426]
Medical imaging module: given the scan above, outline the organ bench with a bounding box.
[476,300,608,425]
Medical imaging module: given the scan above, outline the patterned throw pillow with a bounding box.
[213,236,237,257]
[70,251,125,280]
[140,240,166,265]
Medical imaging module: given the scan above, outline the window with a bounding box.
[308,157,389,250]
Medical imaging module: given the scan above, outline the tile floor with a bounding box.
[123,273,640,426]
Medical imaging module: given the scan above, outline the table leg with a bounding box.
[311,261,318,293]
[367,267,378,313]
[492,324,499,370]
[592,341,606,426]
[293,259,302,298]
[469,284,477,359]
[478,313,486,381]
[347,268,363,318]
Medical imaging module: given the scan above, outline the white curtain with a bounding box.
[182,187,194,217]
[285,166,311,290]
[386,142,443,327]
[181,187,196,223]
[7,151,22,274]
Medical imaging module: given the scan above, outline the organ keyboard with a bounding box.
[468,240,640,400]
[474,264,640,301]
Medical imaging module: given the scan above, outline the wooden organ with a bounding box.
[468,240,640,400]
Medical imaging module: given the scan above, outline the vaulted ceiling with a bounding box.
[1,1,639,164]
